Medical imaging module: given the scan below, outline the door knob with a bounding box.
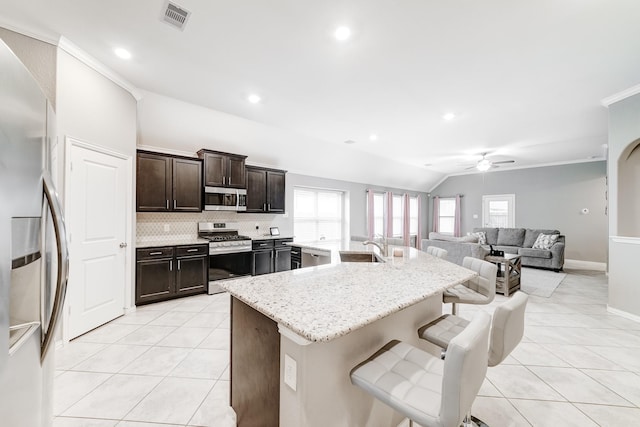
[119,242,128,248]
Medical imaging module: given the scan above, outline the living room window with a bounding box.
[392,194,404,237]
[437,198,456,234]
[372,192,385,236]
[482,194,515,227]
[409,196,419,235]
[293,187,345,242]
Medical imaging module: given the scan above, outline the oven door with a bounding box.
[204,187,239,211]
[208,251,252,294]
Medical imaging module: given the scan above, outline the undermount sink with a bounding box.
[339,251,384,263]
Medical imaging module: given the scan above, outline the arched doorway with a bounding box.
[617,138,640,237]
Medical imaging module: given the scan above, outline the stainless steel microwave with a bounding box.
[204,187,247,211]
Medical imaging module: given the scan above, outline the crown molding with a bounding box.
[601,83,640,107]
[58,36,142,101]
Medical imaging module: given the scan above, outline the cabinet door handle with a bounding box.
[275,251,278,259]
[267,203,271,211]
[229,176,231,185]
[291,251,299,255]
[223,176,226,186]
[173,200,177,209]
[178,260,181,270]
[150,251,162,255]
[187,248,198,252]
[169,261,173,271]
[259,243,268,247]
[166,200,169,209]
[263,203,266,211]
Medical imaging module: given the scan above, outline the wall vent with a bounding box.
[162,1,191,31]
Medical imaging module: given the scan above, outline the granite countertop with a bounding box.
[219,243,475,343]
[136,237,209,248]
[250,235,294,241]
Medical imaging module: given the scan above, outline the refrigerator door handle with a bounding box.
[41,171,69,362]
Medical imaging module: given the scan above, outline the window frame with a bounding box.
[293,186,347,243]
[437,197,456,235]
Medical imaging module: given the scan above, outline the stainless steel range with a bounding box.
[198,222,252,294]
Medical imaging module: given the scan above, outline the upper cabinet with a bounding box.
[245,166,286,213]
[197,149,247,189]
[136,150,202,212]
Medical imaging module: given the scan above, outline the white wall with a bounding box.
[137,90,441,192]
[0,27,56,109]
[56,48,138,309]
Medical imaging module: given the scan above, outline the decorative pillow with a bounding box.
[468,231,487,245]
[532,233,559,250]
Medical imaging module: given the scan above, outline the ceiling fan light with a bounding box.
[477,159,491,171]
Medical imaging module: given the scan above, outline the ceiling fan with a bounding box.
[465,153,515,171]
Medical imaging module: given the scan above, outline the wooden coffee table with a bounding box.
[484,253,521,296]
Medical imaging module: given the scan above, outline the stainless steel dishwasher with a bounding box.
[301,247,331,267]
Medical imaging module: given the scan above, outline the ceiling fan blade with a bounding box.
[492,160,515,164]
[464,165,477,170]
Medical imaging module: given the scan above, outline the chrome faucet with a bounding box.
[363,238,388,257]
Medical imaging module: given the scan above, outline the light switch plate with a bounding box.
[284,353,297,391]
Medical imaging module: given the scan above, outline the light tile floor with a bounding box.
[53,269,640,426]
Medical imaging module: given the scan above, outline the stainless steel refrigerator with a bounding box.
[0,39,69,426]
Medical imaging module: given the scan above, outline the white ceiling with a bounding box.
[2,0,638,188]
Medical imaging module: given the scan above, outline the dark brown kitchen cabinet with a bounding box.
[136,244,208,305]
[197,149,247,189]
[136,247,175,304]
[245,166,286,213]
[252,238,292,275]
[136,150,202,212]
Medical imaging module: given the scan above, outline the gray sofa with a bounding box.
[422,228,565,271]
[421,237,489,266]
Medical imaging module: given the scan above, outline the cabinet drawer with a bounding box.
[137,247,174,260]
[176,245,208,257]
[252,240,274,250]
[274,238,293,248]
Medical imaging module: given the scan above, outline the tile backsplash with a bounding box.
[136,211,292,242]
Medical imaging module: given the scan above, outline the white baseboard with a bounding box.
[124,306,137,315]
[564,259,607,271]
[607,306,640,323]
[397,419,412,427]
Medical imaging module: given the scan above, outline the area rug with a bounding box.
[520,267,567,297]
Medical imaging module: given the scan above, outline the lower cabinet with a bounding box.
[252,238,293,275]
[136,244,208,305]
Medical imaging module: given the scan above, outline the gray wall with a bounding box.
[429,161,607,262]
[607,92,640,318]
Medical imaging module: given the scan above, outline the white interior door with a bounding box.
[67,143,128,338]
[482,194,516,228]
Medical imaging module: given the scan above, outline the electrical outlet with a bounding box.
[163,224,170,232]
[284,354,297,391]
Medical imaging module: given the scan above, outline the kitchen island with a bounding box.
[219,243,476,427]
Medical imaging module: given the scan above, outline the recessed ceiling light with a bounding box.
[369,134,378,141]
[424,163,432,167]
[114,48,132,60]
[443,113,456,121]
[334,26,351,41]
[248,94,261,104]
[344,139,356,144]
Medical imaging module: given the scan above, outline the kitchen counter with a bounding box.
[135,237,209,248]
[219,244,474,342]
[223,243,476,426]
[250,235,294,240]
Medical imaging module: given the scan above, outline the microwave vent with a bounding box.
[162,1,191,31]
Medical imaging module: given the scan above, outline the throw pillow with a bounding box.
[532,233,559,250]
[468,231,487,245]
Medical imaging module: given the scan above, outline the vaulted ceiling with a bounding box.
[2,1,638,189]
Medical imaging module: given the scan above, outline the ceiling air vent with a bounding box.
[162,1,191,31]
